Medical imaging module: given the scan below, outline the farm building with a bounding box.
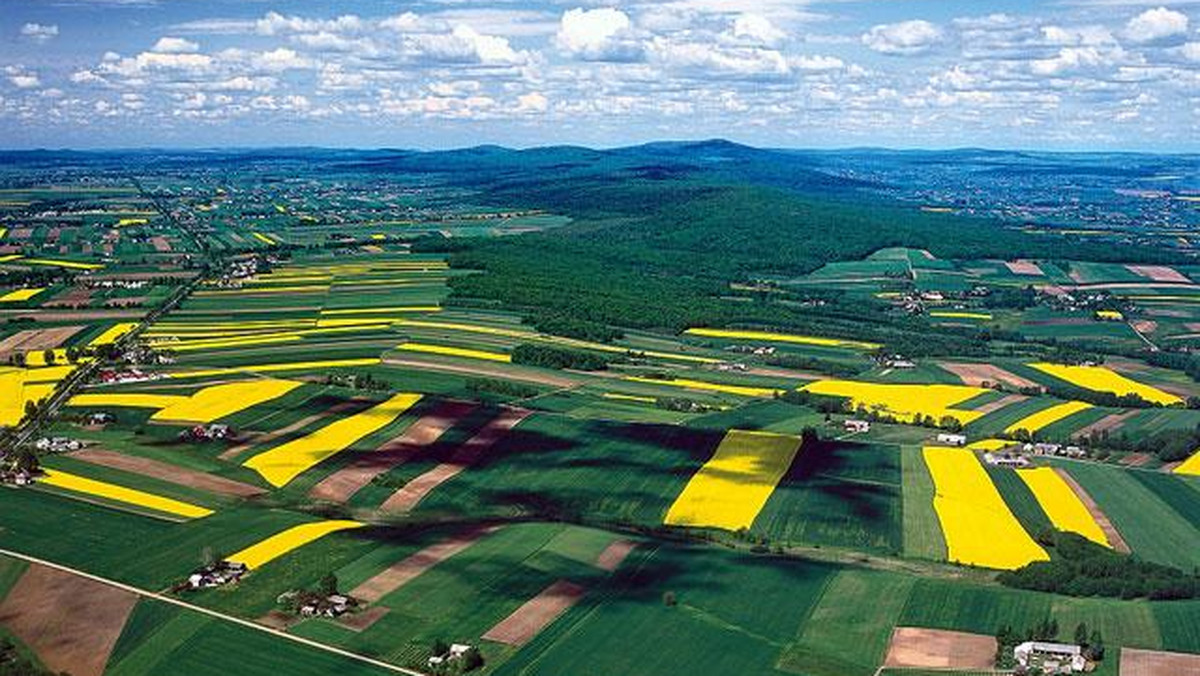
[187,561,248,589]
[984,452,1029,468]
[1014,641,1086,674]
[843,419,871,433]
[936,433,967,446]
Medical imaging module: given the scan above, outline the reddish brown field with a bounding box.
[70,448,266,497]
[1126,265,1192,284]
[972,393,1026,415]
[349,526,500,603]
[1057,468,1130,553]
[150,236,172,252]
[43,287,93,308]
[0,564,138,676]
[481,580,586,647]
[594,540,638,572]
[338,606,389,632]
[380,408,530,513]
[1071,410,1138,439]
[883,627,997,669]
[0,309,143,321]
[940,362,1040,390]
[1121,647,1200,676]
[1005,259,1044,276]
[309,401,475,503]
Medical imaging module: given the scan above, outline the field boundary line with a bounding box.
[0,546,426,676]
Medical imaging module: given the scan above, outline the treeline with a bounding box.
[510,344,609,371]
[999,531,1199,600]
[522,311,623,343]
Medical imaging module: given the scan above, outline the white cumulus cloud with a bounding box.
[556,8,643,62]
[862,20,942,56]
[152,37,200,53]
[20,23,59,43]
[1123,7,1189,44]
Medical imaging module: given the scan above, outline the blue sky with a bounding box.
[1,0,1198,150]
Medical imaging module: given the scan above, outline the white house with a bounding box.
[1014,641,1086,674]
[936,433,967,446]
[843,419,871,433]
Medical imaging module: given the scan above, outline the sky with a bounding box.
[1,0,1198,151]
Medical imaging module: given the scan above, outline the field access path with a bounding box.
[0,547,425,676]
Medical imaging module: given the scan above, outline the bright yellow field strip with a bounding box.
[88,322,138,347]
[152,379,301,423]
[244,392,422,487]
[21,258,104,270]
[664,430,803,530]
[601,392,658,404]
[168,358,381,379]
[625,376,783,398]
[313,318,397,329]
[0,255,24,263]
[923,446,1049,569]
[251,232,276,245]
[69,392,186,409]
[800,380,990,425]
[243,275,334,285]
[394,319,533,339]
[39,468,213,519]
[22,349,71,367]
[929,311,993,320]
[967,438,1013,451]
[1016,467,1110,547]
[1004,400,1093,435]
[1028,362,1182,406]
[0,288,45,302]
[684,327,881,351]
[395,342,511,362]
[227,520,365,569]
[1174,450,1200,476]
[1,368,67,426]
[321,306,443,315]
[0,228,6,239]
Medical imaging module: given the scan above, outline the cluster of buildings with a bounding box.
[95,367,163,384]
[297,593,356,619]
[34,436,83,453]
[186,560,248,589]
[427,644,476,669]
[178,423,233,442]
[1013,641,1087,674]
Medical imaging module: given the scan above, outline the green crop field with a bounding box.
[900,446,946,561]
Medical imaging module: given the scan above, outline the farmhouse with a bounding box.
[936,433,967,446]
[187,561,248,589]
[34,437,82,453]
[984,452,1029,468]
[299,593,356,618]
[428,644,475,668]
[1013,641,1086,674]
[843,419,871,433]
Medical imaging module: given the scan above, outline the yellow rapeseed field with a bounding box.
[152,379,301,423]
[1028,362,1181,406]
[601,392,658,404]
[226,520,365,569]
[0,288,45,302]
[1016,467,1110,547]
[1173,450,1200,476]
[39,468,213,519]
[967,438,1014,451]
[244,392,422,487]
[251,232,276,245]
[22,258,104,270]
[800,380,989,425]
[88,322,138,347]
[396,342,512,362]
[684,327,881,351]
[0,367,72,426]
[664,430,802,531]
[923,446,1049,570]
[1004,400,1093,435]
[321,306,443,315]
[625,376,783,398]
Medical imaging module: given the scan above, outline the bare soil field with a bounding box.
[1121,647,1200,676]
[883,627,997,670]
[0,325,83,356]
[1005,260,1044,276]
[1119,452,1153,467]
[1056,468,1130,553]
[309,400,475,503]
[150,236,172,252]
[940,362,1040,390]
[972,394,1027,415]
[1071,410,1139,439]
[0,309,143,321]
[43,287,93,308]
[1126,265,1192,284]
[0,564,138,676]
[594,540,638,571]
[338,606,389,632]
[481,580,586,647]
[379,408,530,513]
[70,447,266,497]
[349,525,500,603]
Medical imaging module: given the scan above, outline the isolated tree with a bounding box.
[1074,622,1089,646]
[318,572,339,597]
[42,349,55,365]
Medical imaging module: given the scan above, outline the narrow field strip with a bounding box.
[349,525,499,603]
[168,358,381,380]
[227,520,365,570]
[1016,467,1110,547]
[626,376,783,398]
[1003,400,1093,435]
[1028,362,1182,406]
[481,579,587,647]
[0,287,45,302]
[243,392,423,487]
[683,327,881,350]
[664,429,802,531]
[70,379,301,424]
[38,468,214,519]
[923,446,1048,570]
[394,342,512,362]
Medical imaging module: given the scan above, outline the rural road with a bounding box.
[0,546,427,676]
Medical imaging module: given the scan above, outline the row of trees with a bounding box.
[510,344,610,371]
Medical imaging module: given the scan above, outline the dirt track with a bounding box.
[481,580,586,647]
[0,564,138,676]
[309,401,475,503]
[1055,468,1131,553]
[594,540,637,571]
[883,627,996,669]
[70,447,266,498]
[379,408,530,512]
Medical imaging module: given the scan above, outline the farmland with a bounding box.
[0,146,1197,676]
